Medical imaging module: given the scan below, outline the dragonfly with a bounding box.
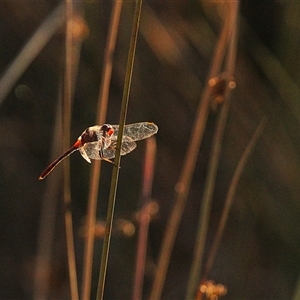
[39,122,158,180]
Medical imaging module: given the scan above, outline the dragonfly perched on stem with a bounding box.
[39,122,158,180]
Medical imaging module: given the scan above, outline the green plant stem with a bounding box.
[81,1,123,299]
[185,2,239,299]
[185,90,231,300]
[149,7,233,300]
[203,117,267,280]
[96,1,142,299]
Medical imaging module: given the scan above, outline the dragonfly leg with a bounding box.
[99,147,104,159]
[99,149,120,168]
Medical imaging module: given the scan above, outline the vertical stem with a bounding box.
[33,99,63,300]
[32,5,66,299]
[63,1,79,299]
[132,137,156,300]
[185,93,231,300]
[81,1,123,299]
[203,117,266,280]
[96,0,143,299]
[185,2,239,299]
[149,7,232,300]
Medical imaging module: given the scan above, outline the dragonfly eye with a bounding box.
[101,124,114,136]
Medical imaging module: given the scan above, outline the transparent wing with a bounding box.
[78,122,157,162]
[79,141,101,160]
[102,136,137,159]
[111,122,158,142]
[79,136,137,160]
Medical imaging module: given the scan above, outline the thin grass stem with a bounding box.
[132,137,156,300]
[33,94,63,300]
[96,1,143,299]
[185,2,239,299]
[62,2,79,299]
[185,87,231,300]
[149,6,234,300]
[203,117,267,281]
[81,1,123,299]
[34,3,82,299]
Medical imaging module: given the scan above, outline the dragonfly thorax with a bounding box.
[80,127,99,145]
[79,124,115,147]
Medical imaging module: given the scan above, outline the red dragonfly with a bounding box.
[39,122,158,180]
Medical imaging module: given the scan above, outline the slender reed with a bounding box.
[132,137,157,300]
[62,1,79,299]
[203,117,267,281]
[81,1,123,299]
[33,97,63,300]
[96,1,143,299]
[149,6,234,300]
[186,98,231,300]
[185,2,239,299]
[0,3,64,106]
[33,4,71,299]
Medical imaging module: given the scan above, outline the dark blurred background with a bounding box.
[0,1,300,299]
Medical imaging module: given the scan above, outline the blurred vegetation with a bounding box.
[0,1,300,299]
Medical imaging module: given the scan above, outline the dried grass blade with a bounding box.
[132,137,157,300]
[81,1,123,299]
[62,1,79,299]
[149,5,234,300]
[203,117,267,280]
[185,2,239,299]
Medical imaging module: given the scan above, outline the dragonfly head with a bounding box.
[100,124,114,137]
